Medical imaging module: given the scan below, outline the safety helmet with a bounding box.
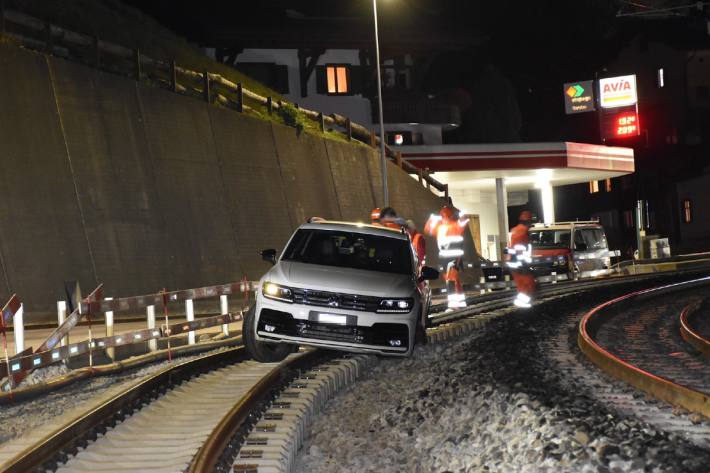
[440,206,455,220]
[370,208,381,222]
[519,210,533,223]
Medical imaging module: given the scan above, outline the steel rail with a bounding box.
[578,276,710,422]
[0,346,250,473]
[680,302,710,357]
[188,350,322,473]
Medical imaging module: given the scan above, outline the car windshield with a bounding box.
[529,229,571,249]
[282,228,412,275]
[575,228,608,250]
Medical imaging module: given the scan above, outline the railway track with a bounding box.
[1,270,707,473]
[579,276,710,422]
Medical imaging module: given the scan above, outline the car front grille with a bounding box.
[291,288,380,312]
[258,309,409,349]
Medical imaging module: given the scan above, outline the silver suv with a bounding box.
[244,221,439,362]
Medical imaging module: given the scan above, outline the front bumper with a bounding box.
[254,297,415,356]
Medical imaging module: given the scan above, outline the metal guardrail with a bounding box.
[0,279,259,390]
[0,7,448,196]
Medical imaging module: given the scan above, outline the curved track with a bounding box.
[680,300,710,357]
[2,270,709,472]
[579,277,710,421]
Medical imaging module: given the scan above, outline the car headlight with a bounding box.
[262,282,293,303]
[377,298,414,313]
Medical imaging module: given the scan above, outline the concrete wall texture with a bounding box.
[0,45,444,317]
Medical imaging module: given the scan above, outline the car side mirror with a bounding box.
[418,266,439,282]
[260,249,277,265]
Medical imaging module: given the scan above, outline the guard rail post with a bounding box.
[186,299,195,345]
[267,96,273,115]
[395,152,403,168]
[12,304,23,354]
[318,112,324,132]
[146,305,157,352]
[479,277,486,295]
[418,168,423,185]
[444,183,449,199]
[203,70,210,103]
[170,59,177,93]
[551,271,558,284]
[425,168,431,190]
[236,83,243,112]
[57,301,68,347]
[133,48,141,81]
[220,295,229,336]
[346,117,352,140]
[105,297,114,360]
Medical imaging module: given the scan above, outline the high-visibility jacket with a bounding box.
[507,223,532,269]
[411,231,426,264]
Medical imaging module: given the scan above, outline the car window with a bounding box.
[576,228,608,250]
[529,230,571,248]
[282,229,413,275]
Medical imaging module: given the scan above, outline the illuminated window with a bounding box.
[682,199,692,223]
[589,180,599,194]
[326,65,349,94]
[605,178,612,192]
[657,68,664,88]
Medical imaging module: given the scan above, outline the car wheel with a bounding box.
[243,305,291,363]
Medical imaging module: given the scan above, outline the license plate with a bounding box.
[317,313,347,325]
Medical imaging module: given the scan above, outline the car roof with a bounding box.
[299,220,408,239]
[531,221,603,231]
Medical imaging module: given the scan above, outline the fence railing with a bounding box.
[0,279,258,393]
[0,7,449,197]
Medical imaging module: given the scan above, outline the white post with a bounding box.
[185,299,195,345]
[104,297,114,360]
[551,271,558,284]
[146,305,157,352]
[13,304,24,355]
[220,295,229,336]
[495,177,509,261]
[540,180,556,224]
[57,300,68,347]
[479,276,485,295]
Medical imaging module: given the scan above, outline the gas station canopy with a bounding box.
[401,141,634,191]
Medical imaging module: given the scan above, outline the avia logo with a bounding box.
[602,80,632,94]
[566,84,585,98]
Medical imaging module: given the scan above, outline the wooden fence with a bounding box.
[0,7,448,197]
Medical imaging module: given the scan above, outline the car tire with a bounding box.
[243,305,291,363]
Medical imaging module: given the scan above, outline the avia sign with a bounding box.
[599,74,637,108]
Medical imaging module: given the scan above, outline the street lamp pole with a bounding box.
[372,0,389,206]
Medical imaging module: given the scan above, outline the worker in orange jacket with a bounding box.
[506,210,536,308]
[371,207,406,230]
[406,219,426,268]
[425,204,468,309]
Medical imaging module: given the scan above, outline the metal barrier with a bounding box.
[0,279,259,390]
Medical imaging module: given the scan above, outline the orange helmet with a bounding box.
[519,210,533,223]
[440,206,455,220]
[370,208,381,223]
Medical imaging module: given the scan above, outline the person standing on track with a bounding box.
[425,204,468,310]
[506,210,536,308]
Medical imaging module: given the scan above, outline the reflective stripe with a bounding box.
[440,249,464,257]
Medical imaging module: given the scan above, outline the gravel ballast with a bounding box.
[294,288,710,473]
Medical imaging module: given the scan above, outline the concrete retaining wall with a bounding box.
[0,45,444,317]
